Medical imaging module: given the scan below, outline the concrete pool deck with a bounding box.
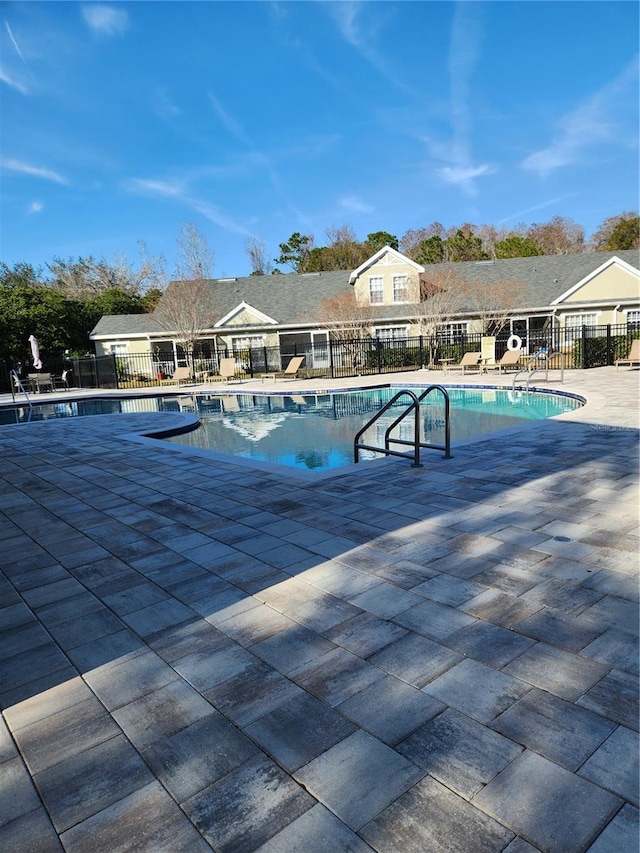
[0,366,638,852]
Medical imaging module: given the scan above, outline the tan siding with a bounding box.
[563,266,640,302]
[353,258,420,306]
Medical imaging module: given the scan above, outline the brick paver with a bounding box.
[0,366,638,851]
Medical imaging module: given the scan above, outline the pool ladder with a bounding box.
[512,350,566,391]
[354,386,452,467]
[10,370,34,422]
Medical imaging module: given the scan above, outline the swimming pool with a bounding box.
[164,386,582,472]
[0,386,582,472]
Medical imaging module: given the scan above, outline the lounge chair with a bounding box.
[161,366,192,385]
[487,349,523,373]
[615,339,640,370]
[219,358,237,383]
[445,352,481,375]
[262,355,306,382]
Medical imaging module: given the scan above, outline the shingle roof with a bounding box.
[90,250,639,337]
[425,250,640,310]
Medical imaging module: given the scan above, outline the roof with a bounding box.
[423,250,640,310]
[90,250,640,338]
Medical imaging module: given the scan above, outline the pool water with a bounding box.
[165,387,581,472]
[0,387,581,472]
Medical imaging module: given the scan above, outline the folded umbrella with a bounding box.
[29,335,43,370]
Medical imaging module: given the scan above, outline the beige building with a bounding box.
[91,248,640,371]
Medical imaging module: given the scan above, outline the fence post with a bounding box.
[606,325,613,366]
[581,326,587,369]
[329,338,335,379]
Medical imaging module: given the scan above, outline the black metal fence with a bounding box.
[2,324,638,393]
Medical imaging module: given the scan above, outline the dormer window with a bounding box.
[369,276,384,304]
[393,275,408,303]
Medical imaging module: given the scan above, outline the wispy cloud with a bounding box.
[153,88,181,120]
[5,20,25,62]
[2,158,68,185]
[339,195,374,214]
[125,176,251,237]
[208,93,253,148]
[522,59,639,176]
[81,4,129,37]
[497,196,567,226]
[0,67,29,94]
[27,201,43,215]
[434,2,494,196]
[327,1,407,92]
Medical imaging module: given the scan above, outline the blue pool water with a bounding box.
[0,387,582,472]
[165,387,581,471]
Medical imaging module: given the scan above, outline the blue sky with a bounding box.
[1,1,638,280]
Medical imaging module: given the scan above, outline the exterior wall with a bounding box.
[352,257,421,306]
[563,265,640,302]
[225,307,272,326]
[94,338,150,357]
[556,306,634,327]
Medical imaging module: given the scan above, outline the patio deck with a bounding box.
[0,367,638,852]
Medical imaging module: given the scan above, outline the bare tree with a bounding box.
[461,278,529,335]
[174,222,215,280]
[415,269,469,366]
[154,224,216,375]
[245,236,273,276]
[315,290,373,341]
[527,216,584,255]
[48,241,166,298]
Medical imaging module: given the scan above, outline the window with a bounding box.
[369,277,384,304]
[393,275,409,303]
[375,326,408,341]
[436,322,468,341]
[231,335,265,352]
[109,343,128,356]
[564,313,598,329]
[626,310,640,330]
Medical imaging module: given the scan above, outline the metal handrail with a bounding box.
[512,350,565,391]
[10,370,34,422]
[354,385,452,467]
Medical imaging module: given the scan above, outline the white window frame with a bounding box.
[563,313,599,328]
[231,335,265,352]
[436,321,469,339]
[625,309,640,328]
[108,342,128,356]
[392,274,409,303]
[374,326,409,342]
[369,276,384,305]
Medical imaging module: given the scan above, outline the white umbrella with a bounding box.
[29,335,42,370]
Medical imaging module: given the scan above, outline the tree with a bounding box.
[365,231,399,251]
[48,242,165,298]
[154,224,216,373]
[274,232,314,272]
[400,223,445,260]
[605,216,640,250]
[245,236,273,276]
[415,235,447,265]
[588,211,639,251]
[174,223,214,281]
[494,235,543,259]
[444,228,490,262]
[315,290,373,341]
[415,269,469,366]
[527,216,584,255]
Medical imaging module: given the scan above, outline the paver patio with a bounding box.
[0,366,638,852]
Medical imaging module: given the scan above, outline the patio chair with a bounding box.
[160,366,192,385]
[445,352,481,375]
[219,358,238,383]
[262,355,306,382]
[615,339,640,370]
[487,349,523,373]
